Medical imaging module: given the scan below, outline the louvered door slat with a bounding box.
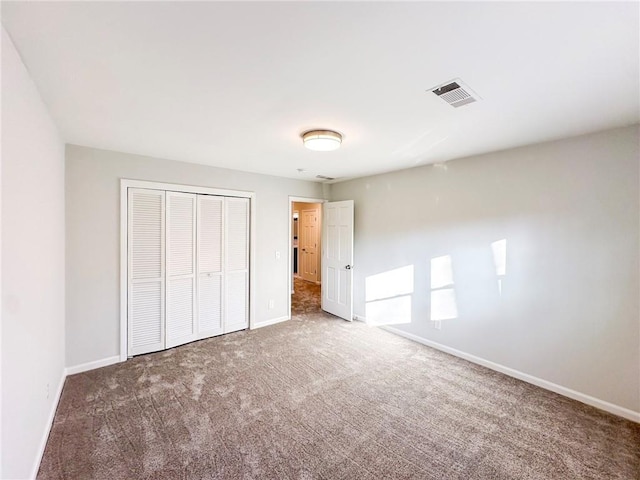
[198,196,223,274]
[131,192,163,280]
[131,283,162,346]
[166,192,198,349]
[128,188,165,356]
[199,274,222,334]
[169,195,195,276]
[225,271,248,333]
[166,277,195,340]
[226,198,249,271]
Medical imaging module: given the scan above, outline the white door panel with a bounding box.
[322,200,354,321]
[166,277,195,344]
[198,274,222,334]
[128,188,165,356]
[225,271,248,333]
[129,282,163,354]
[225,198,249,332]
[166,192,198,349]
[197,195,224,338]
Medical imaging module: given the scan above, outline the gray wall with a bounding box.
[65,145,324,368]
[330,125,639,413]
[2,27,66,478]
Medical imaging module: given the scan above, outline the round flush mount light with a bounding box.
[302,129,342,151]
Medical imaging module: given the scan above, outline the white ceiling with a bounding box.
[2,1,638,182]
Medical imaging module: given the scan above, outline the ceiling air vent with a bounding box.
[316,175,335,181]
[430,79,480,108]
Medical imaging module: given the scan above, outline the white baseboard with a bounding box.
[30,370,66,479]
[252,315,290,330]
[381,326,640,423]
[65,355,121,376]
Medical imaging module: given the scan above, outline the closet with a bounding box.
[127,187,249,357]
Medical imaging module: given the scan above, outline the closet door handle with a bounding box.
[345,265,352,270]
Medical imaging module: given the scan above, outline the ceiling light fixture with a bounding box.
[302,129,342,151]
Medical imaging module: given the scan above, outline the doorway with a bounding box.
[289,197,324,317]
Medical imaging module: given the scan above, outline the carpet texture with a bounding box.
[291,277,321,316]
[38,286,639,479]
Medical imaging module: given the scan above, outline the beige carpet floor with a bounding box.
[38,283,639,479]
[291,276,321,316]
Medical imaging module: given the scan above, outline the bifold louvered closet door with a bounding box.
[197,195,224,338]
[128,188,249,357]
[128,189,166,356]
[224,198,250,334]
[166,192,197,349]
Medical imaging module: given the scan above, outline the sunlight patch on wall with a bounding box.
[365,265,414,325]
[430,255,458,325]
[431,255,454,288]
[491,239,507,295]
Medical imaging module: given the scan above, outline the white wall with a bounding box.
[330,125,639,415]
[1,27,66,478]
[66,145,324,368]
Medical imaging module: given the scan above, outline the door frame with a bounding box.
[120,179,256,362]
[288,196,326,320]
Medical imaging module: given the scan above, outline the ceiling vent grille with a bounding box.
[316,175,335,181]
[430,79,480,108]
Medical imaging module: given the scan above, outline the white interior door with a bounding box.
[197,195,224,338]
[165,192,198,349]
[128,188,165,356]
[224,197,249,333]
[322,200,354,321]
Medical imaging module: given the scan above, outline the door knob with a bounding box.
[345,265,352,270]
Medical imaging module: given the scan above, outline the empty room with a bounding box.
[1,1,639,479]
